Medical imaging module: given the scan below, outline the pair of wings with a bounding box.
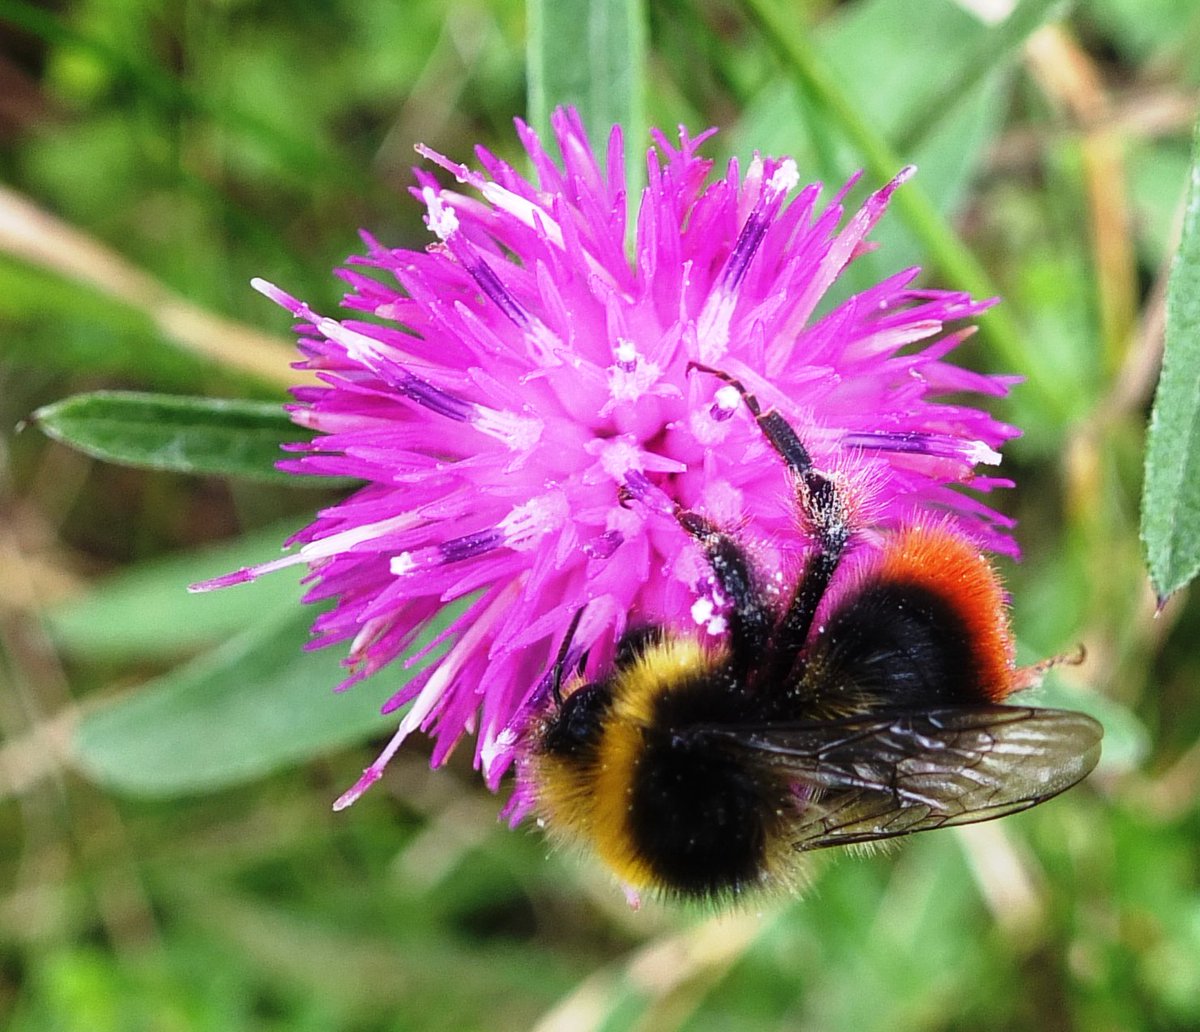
[699,705,1103,851]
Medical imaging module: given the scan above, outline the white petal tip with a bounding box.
[332,768,383,811]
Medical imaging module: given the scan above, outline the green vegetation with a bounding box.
[2,0,1198,1028]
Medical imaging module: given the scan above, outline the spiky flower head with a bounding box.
[196,109,1017,811]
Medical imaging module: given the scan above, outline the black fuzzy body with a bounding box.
[529,531,1100,903]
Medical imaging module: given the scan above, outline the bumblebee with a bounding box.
[526,365,1102,903]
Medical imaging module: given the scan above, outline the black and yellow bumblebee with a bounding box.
[524,365,1102,904]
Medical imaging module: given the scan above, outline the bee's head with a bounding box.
[537,681,613,758]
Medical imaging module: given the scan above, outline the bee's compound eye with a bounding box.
[540,682,612,757]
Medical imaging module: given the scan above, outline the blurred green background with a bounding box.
[1,0,1198,1029]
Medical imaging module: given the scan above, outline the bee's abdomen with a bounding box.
[625,731,771,899]
[535,636,787,901]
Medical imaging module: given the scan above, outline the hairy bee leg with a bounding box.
[550,607,586,706]
[689,363,851,652]
[672,507,770,674]
[620,471,769,672]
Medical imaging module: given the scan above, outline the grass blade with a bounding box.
[527,0,646,187]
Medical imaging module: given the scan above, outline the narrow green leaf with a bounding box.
[527,0,646,186]
[32,390,322,484]
[71,600,467,797]
[1141,120,1200,602]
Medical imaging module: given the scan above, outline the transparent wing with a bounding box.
[702,706,1102,851]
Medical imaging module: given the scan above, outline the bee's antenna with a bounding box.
[551,606,586,707]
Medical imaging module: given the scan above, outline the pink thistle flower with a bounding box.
[194,109,1018,812]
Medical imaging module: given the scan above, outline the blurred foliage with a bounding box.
[1,0,1199,1030]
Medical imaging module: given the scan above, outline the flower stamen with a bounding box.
[191,511,423,591]
[695,158,800,364]
[842,431,1002,466]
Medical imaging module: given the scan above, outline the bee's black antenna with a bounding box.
[551,606,586,707]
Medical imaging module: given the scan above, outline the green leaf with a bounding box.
[527,0,646,184]
[890,0,1071,154]
[32,390,324,484]
[1141,119,1200,602]
[45,522,305,660]
[71,600,467,797]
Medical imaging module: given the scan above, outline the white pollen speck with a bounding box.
[707,615,727,636]
[714,384,740,412]
[768,159,800,196]
[390,553,416,576]
[967,440,1003,466]
[422,187,460,239]
[614,339,638,365]
[691,597,715,626]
